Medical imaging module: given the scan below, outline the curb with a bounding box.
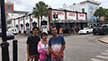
[98,37,108,44]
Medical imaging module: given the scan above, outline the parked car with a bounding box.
[0,29,2,37]
[93,25,108,35]
[8,28,18,35]
[78,27,93,35]
[0,31,14,40]
[6,31,14,40]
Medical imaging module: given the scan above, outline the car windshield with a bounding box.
[7,32,13,35]
[83,28,89,30]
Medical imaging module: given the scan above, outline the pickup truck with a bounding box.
[93,25,108,35]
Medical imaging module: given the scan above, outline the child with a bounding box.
[38,32,51,61]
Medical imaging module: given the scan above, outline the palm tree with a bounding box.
[32,1,49,27]
[94,7,105,21]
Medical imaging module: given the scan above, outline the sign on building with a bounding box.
[67,12,76,20]
[52,10,65,20]
[78,13,85,20]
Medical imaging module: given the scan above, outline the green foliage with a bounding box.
[32,1,49,21]
[94,7,105,19]
[104,9,108,21]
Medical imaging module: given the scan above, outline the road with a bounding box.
[0,34,108,61]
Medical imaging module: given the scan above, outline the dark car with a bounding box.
[93,25,108,35]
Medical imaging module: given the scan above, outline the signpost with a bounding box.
[0,0,10,61]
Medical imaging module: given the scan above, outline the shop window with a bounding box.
[82,8,85,13]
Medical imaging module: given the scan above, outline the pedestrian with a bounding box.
[49,26,66,61]
[38,32,51,61]
[59,28,63,36]
[75,26,78,34]
[26,27,40,61]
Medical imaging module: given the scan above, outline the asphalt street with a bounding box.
[0,34,108,61]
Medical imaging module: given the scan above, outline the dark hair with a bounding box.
[50,26,56,31]
[41,32,48,39]
[32,27,39,31]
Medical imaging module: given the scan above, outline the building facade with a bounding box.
[7,8,88,34]
[63,0,101,27]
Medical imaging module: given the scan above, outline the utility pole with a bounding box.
[0,0,10,61]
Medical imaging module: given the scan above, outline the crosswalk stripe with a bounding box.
[91,58,105,61]
[101,52,108,56]
[96,55,108,60]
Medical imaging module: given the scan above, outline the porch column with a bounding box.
[85,13,87,20]
[23,16,25,31]
[29,15,32,31]
[18,18,20,32]
[64,10,67,19]
[76,11,78,20]
[49,8,52,30]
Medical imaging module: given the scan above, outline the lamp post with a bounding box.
[0,0,10,61]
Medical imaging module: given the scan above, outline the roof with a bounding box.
[11,11,29,14]
[6,13,25,21]
[80,0,101,5]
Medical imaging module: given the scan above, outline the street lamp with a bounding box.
[0,0,10,61]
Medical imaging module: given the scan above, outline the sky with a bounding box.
[6,0,108,12]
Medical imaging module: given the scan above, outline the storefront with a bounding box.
[50,20,88,33]
[49,8,88,33]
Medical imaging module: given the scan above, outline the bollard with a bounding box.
[0,41,10,61]
[13,40,18,61]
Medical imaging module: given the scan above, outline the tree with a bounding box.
[94,7,105,21]
[104,9,108,23]
[32,1,49,27]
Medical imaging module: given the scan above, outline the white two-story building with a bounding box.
[63,0,101,26]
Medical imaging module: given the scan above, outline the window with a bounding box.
[90,6,93,16]
[94,24,96,26]
[32,15,34,18]
[25,16,28,20]
[82,8,85,13]
[95,7,98,11]
[8,5,12,10]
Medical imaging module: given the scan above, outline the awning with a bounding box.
[50,20,89,23]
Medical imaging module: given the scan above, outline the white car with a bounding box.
[78,27,93,34]
[8,28,18,35]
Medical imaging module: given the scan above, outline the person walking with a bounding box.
[49,26,66,61]
[26,27,40,61]
[38,32,51,61]
[59,28,63,36]
[75,26,78,34]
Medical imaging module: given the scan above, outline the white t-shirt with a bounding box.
[41,44,49,52]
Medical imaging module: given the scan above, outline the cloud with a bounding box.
[11,0,108,12]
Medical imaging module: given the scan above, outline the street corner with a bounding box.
[98,36,108,44]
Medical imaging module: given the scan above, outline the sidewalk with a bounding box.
[98,36,108,44]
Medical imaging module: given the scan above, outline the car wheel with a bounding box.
[93,33,96,35]
[87,31,89,34]
[103,32,106,35]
